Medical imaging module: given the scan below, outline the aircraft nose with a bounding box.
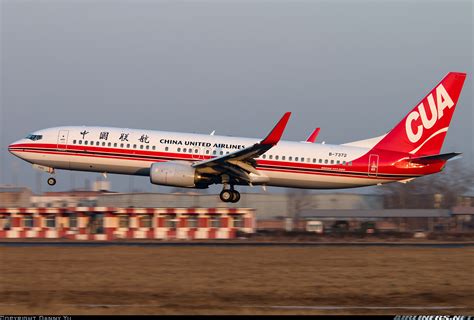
[8,140,21,156]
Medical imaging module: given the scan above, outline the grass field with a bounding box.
[0,245,473,315]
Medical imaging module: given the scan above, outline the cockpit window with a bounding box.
[26,134,43,141]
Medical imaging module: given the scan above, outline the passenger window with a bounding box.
[90,141,93,145]
[289,156,292,161]
[330,160,334,164]
[165,147,169,151]
[295,157,298,161]
[96,141,100,146]
[85,141,88,145]
[73,140,77,144]
[263,155,266,159]
[213,150,216,155]
[78,140,82,145]
[206,150,210,155]
[343,161,346,165]
[114,143,117,147]
[269,155,273,160]
[275,155,279,160]
[120,143,124,148]
[196,149,199,154]
[312,158,316,163]
[140,145,143,149]
[102,142,106,146]
[336,160,340,164]
[319,159,322,164]
[183,148,187,153]
[152,146,156,150]
[220,151,224,155]
[108,142,112,147]
[349,161,353,166]
[127,144,130,148]
[146,145,149,150]
[282,156,286,161]
[133,144,137,149]
[177,148,181,152]
[324,159,328,164]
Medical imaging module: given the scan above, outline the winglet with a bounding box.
[261,112,291,145]
[306,128,320,143]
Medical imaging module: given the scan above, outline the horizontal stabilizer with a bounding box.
[410,152,462,164]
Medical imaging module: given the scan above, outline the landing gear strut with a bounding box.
[47,177,57,186]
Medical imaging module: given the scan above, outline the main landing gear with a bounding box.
[47,177,57,186]
[219,174,241,203]
[219,188,240,203]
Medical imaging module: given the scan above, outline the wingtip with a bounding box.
[261,112,292,145]
[306,127,321,143]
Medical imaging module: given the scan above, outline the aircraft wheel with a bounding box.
[231,190,241,203]
[47,177,56,186]
[219,190,233,202]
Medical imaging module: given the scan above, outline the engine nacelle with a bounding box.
[150,161,201,188]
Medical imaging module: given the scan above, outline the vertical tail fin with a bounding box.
[373,72,466,156]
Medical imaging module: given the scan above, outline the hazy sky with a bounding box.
[0,0,472,194]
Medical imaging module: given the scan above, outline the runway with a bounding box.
[0,240,473,248]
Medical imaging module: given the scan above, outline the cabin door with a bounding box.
[57,130,69,151]
[368,154,379,177]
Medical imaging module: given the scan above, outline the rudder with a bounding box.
[373,72,466,156]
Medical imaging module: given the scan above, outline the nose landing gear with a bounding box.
[47,177,57,186]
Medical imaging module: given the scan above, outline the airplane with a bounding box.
[8,72,466,203]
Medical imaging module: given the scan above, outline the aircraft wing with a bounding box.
[192,112,291,182]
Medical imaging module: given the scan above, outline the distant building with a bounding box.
[0,207,255,240]
[91,180,111,192]
[96,192,384,220]
[31,190,111,208]
[298,209,453,232]
[457,187,474,207]
[452,188,474,231]
[0,186,33,207]
[2,187,471,235]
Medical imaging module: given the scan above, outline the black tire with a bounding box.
[47,177,56,186]
[231,190,241,203]
[219,190,233,202]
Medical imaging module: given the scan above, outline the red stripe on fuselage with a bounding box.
[10,143,416,181]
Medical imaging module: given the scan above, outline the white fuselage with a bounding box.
[9,126,401,189]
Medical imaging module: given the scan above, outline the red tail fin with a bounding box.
[373,72,466,156]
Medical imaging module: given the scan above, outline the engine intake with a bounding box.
[150,162,201,188]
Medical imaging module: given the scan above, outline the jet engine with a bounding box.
[150,161,206,188]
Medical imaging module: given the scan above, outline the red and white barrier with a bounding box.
[0,207,255,240]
